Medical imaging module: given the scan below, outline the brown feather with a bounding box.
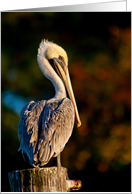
[18,98,74,167]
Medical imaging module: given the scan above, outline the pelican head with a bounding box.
[37,39,81,127]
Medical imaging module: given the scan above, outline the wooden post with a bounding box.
[8,167,82,192]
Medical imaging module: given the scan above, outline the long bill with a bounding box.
[57,64,81,128]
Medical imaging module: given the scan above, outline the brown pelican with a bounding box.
[18,40,81,167]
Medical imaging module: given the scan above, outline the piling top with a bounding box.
[8,167,82,192]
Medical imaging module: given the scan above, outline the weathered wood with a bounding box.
[8,167,82,192]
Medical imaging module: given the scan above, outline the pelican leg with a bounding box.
[57,153,61,167]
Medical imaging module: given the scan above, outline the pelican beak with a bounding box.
[54,62,81,127]
[63,66,81,128]
[49,58,81,127]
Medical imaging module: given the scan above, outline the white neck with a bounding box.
[38,56,66,101]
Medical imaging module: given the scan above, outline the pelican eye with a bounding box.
[58,55,66,69]
[58,55,64,61]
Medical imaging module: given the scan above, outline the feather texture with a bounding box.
[18,98,74,167]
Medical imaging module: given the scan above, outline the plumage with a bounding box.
[18,40,81,167]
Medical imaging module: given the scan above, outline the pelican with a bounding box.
[18,40,81,167]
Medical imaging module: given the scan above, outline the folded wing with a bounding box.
[18,98,74,167]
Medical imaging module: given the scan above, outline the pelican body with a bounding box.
[18,40,81,167]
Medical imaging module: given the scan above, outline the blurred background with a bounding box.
[1,12,131,192]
